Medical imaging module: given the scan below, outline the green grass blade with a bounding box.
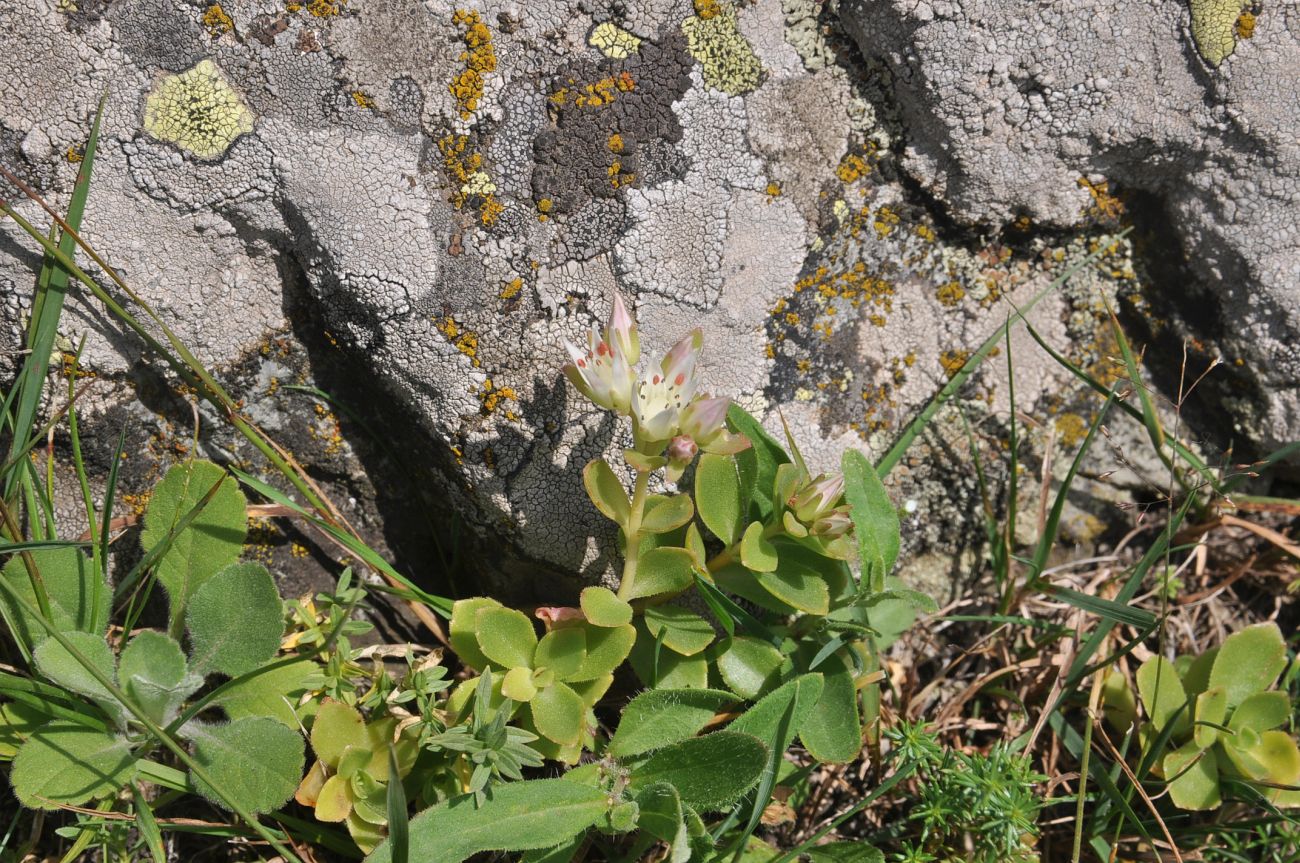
[3,94,106,501]
[131,782,168,863]
[1102,294,1164,453]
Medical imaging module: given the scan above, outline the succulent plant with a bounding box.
[1127,622,1300,810]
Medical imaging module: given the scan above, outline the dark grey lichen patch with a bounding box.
[106,0,206,70]
[530,32,693,216]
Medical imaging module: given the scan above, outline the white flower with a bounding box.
[563,294,639,413]
[632,329,702,445]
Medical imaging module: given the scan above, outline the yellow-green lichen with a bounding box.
[1188,0,1252,66]
[143,60,254,159]
[589,22,642,59]
[681,4,762,96]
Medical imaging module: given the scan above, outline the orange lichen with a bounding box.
[1235,10,1256,38]
[66,146,83,164]
[915,224,936,242]
[350,91,374,109]
[550,72,636,109]
[693,0,723,19]
[1054,413,1089,447]
[836,153,869,184]
[478,379,519,420]
[500,278,524,300]
[935,281,965,308]
[436,315,481,367]
[449,9,496,120]
[202,3,234,35]
[939,350,970,378]
[607,133,624,153]
[437,134,502,228]
[872,206,900,238]
[765,181,782,198]
[1077,177,1125,223]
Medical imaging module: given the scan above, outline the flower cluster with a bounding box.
[564,295,748,477]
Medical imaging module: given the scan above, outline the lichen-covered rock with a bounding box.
[837,0,1300,451]
[0,0,1292,596]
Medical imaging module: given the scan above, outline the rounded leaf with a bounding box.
[628,732,767,811]
[628,547,696,600]
[12,723,136,809]
[610,688,738,758]
[530,681,586,746]
[584,458,631,524]
[188,716,305,815]
[696,453,743,544]
[739,522,778,572]
[502,666,539,702]
[641,495,695,534]
[1209,622,1286,706]
[450,597,501,671]
[476,607,539,669]
[311,699,367,768]
[569,623,636,681]
[580,586,632,628]
[716,636,785,699]
[536,627,587,680]
[186,562,283,677]
[643,605,715,657]
[0,547,109,647]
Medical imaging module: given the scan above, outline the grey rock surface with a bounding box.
[0,0,1291,594]
[838,0,1300,450]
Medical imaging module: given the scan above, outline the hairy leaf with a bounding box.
[12,722,136,809]
[0,547,108,647]
[186,562,283,677]
[610,688,737,758]
[628,732,767,812]
[696,453,744,544]
[187,716,304,814]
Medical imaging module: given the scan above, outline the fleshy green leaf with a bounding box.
[536,628,587,680]
[643,606,715,657]
[212,659,316,727]
[628,732,767,812]
[740,522,778,573]
[502,666,539,702]
[569,623,636,681]
[609,688,738,758]
[11,722,136,809]
[841,450,899,593]
[716,636,785,699]
[1221,729,1300,784]
[311,700,367,768]
[1228,691,1290,734]
[141,460,247,620]
[476,607,539,669]
[1208,622,1287,706]
[584,459,631,525]
[186,716,305,814]
[798,653,862,764]
[1136,655,1188,733]
[186,562,283,678]
[753,557,830,616]
[727,405,790,521]
[1164,740,1220,810]
[118,630,199,726]
[696,453,744,544]
[1194,686,1227,749]
[449,597,501,671]
[628,548,696,600]
[642,495,695,535]
[531,681,586,746]
[0,547,108,647]
[365,779,610,863]
[629,630,710,689]
[580,587,632,627]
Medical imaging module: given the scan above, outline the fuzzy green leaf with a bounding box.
[635,782,689,862]
[33,630,117,707]
[365,779,610,863]
[531,681,586,746]
[187,716,304,814]
[643,606,715,657]
[642,495,695,534]
[186,562,283,678]
[584,459,631,525]
[476,606,539,669]
[609,688,738,758]
[696,453,744,544]
[629,630,710,690]
[1208,622,1287,707]
[716,636,785,699]
[841,450,899,592]
[119,630,199,726]
[628,548,696,600]
[11,722,136,809]
[141,460,247,619]
[449,597,501,671]
[580,587,632,628]
[728,674,825,763]
[740,522,778,572]
[798,654,862,764]
[628,732,767,812]
[0,547,108,647]
[212,659,316,727]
